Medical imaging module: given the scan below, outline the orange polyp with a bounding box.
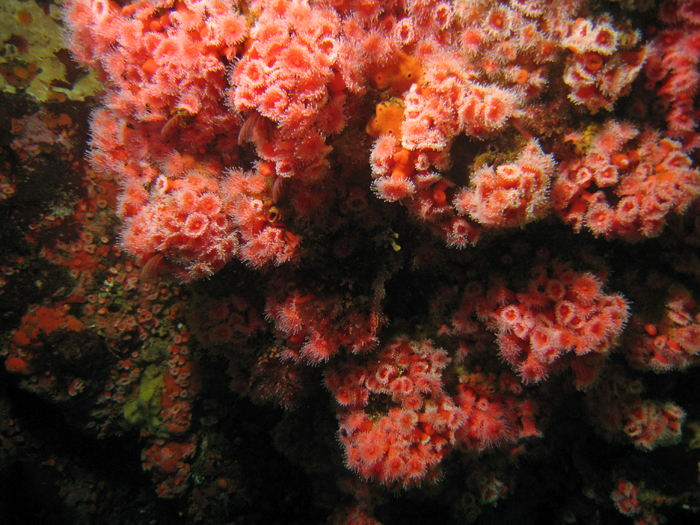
[258,162,275,177]
[595,30,615,48]
[644,324,657,336]
[514,69,529,84]
[391,162,412,180]
[621,49,646,67]
[248,43,260,60]
[538,40,556,58]
[5,355,31,375]
[433,187,447,204]
[487,9,506,31]
[580,191,597,203]
[142,58,158,76]
[328,71,345,93]
[521,416,538,436]
[432,179,449,204]
[160,13,172,28]
[569,198,588,215]
[220,46,237,60]
[653,169,676,182]
[271,0,287,16]
[654,334,668,347]
[575,84,598,99]
[666,339,681,353]
[584,52,603,72]
[393,148,411,166]
[658,139,675,155]
[421,423,435,436]
[289,333,305,344]
[675,114,690,126]
[611,153,630,170]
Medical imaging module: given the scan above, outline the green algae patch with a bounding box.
[0,0,101,102]
[123,364,167,437]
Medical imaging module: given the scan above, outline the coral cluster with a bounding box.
[450,255,630,386]
[327,338,460,486]
[1,0,700,524]
[552,120,700,240]
[626,283,700,372]
[562,15,646,114]
[454,140,554,228]
[645,1,700,148]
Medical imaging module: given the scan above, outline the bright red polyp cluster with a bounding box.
[621,400,685,451]
[609,477,666,525]
[142,434,197,497]
[454,380,540,451]
[611,480,641,517]
[553,121,700,240]
[62,0,700,283]
[63,0,246,278]
[458,85,521,136]
[327,338,461,486]
[121,160,239,280]
[562,16,646,114]
[454,256,629,386]
[455,0,568,104]
[325,335,543,487]
[587,366,686,452]
[221,168,302,268]
[231,0,345,180]
[266,282,383,364]
[645,1,700,147]
[454,140,554,228]
[626,285,700,372]
[65,0,242,127]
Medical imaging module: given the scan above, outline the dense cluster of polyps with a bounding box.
[2,0,695,521]
[61,0,700,275]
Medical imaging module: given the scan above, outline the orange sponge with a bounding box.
[366,100,404,139]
